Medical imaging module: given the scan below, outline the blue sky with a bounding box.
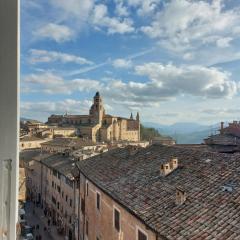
[21,0,240,125]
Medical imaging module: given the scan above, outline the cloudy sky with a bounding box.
[21,0,240,125]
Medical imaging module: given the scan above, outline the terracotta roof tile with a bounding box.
[77,145,240,239]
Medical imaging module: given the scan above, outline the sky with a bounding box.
[21,0,240,125]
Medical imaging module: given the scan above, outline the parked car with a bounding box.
[21,225,33,236]
[23,233,34,240]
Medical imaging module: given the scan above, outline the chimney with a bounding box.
[170,158,178,170]
[128,146,138,156]
[160,158,178,176]
[220,122,224,134]
[160,163,171,176]
[175,187,186,205]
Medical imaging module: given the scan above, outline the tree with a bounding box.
[140,124,161,141]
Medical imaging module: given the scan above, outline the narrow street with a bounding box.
[22,201,66,240]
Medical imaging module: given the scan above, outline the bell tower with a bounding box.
[89,92,105,124]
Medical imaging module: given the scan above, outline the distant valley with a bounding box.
[143,122,220,144]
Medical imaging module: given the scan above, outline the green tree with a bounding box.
[140,124,161,141]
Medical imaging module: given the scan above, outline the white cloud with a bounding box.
[183,52,194,60]
[134,63,238,99]
[92,4,134,34]
[50,0,94,20]
[115,1,129,17]
[29,49,93,65]
[22,72,102,95]
[141,0,240,52]
[216,37,233,48]
[21,99,92,120]
[22,63,239,109]
[34,23,75,42]
[112,58,132,68]
[48,1,134,35]
[24,72,64,85]
[127,0,160,16]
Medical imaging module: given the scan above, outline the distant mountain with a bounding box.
[143,122,219,144]
[20,117,32,122]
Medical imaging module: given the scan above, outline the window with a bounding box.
[70,199,72,207]
[86,220,89,236]
[86,181,89,196]
[52,181,54,188]
[53,170,57,177]
[57,185,61,193]
[52,196,56,205]
[66,195,68,202]
[62,191,64,198]
[114,208,120,232]
[137,229,147,240]
[96,192,100,210]
[81,198,85,214]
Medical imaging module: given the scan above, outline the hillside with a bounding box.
[140,124,162,141]
[143,122,217,144]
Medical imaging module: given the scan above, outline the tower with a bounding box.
[136,112,140,122]
[89,92,105,124]
[130,112,133,120]
[136,112,140,141]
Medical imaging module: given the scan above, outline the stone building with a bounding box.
[23,153,79,240]
[19,136,49,151]
[152,136,176,146]
[205,121,240,152]
[76,144,240,240]
[40,138,105,153]
[48,92,140,143]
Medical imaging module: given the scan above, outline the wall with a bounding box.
[20,139,48,151]
[79,175,157,240]
[0,0,19,239]
[41,164,77,239]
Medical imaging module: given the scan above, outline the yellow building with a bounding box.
[48,92,140,143]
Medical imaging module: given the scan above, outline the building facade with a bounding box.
[205,121,240,152]
[20,136,49,151]
[48,92,140,143]
[23,153,79,240]
[76,144,240,240]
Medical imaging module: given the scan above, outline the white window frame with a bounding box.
[136,226,148,240]
[113,205,121,232]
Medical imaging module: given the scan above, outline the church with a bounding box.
[47,92,140,142]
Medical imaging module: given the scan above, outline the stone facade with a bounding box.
[20,136,49,151]
[48,92,140,143]
[23,153,79,240]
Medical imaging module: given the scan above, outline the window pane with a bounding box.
[97,193,100,210]
[138,230,147,240]
[114,209,120,231]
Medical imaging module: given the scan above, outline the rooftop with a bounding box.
[77,144,240,239]
[41,154,76,179]
[20,136,44,142]
[41,138,96,147]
